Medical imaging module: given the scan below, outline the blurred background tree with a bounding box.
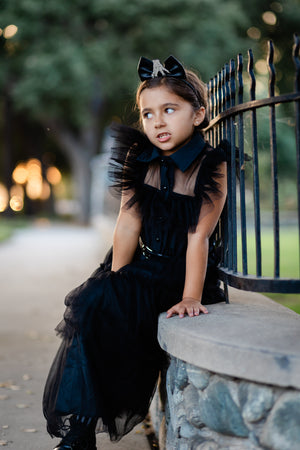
[0,0,299,222]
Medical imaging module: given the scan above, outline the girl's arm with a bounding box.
[167,161,227,318]
[112,190,142,272]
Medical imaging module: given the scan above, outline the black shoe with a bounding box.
[53,416,97,450]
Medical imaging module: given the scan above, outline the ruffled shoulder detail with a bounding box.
[195,140,228,203]
[108,123,151,206]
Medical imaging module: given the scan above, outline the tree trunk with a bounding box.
[47,121,97,225]
[71,154,92,225]
[2,92,14,217]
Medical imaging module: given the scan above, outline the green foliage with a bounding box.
[1,0,299,127]
[1,0,299,206]
[238,0,300,94]
[0,0,253,127]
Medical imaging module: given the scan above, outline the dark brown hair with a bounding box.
[136,69,209,130]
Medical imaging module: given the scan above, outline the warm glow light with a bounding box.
[10,195,23,212]
[40,181,51,200]
[247,27,261,40]
[262,11,277,25]
[46,166,62,185]
[0,183,9,212]
[3,24,18,39]
[23,159,43,199]
[255,59,268,75]
[12,163,28,184]
[27,158,42,175]
[10,184,24,198]
[26,178,43,200]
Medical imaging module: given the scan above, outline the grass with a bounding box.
[237,226,300,314]
[0,216,31,242]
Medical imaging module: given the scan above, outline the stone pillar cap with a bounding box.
[158,289,300,388]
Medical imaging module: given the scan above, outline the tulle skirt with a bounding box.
[43,244,225,441]
[43,248,185,441]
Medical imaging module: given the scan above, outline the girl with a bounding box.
[43,55,227,450]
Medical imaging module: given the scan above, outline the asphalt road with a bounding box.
[0,219,150,450]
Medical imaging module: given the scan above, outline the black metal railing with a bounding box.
[206,34,300,295]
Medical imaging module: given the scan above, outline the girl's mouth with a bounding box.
[157,133,171,142]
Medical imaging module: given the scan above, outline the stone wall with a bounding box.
[151,357,300,449]
[150,289,300,449]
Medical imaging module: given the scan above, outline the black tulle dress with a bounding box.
[43,125,227,442]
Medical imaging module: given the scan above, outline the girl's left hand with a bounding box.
[166,297,208,319]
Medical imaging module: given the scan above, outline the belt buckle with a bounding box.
[141,242,150,260]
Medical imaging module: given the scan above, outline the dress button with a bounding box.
[160,158,165,163]
[162,186,167,191]
[155,237,160,242]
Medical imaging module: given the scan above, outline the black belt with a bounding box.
[139,238,171,260]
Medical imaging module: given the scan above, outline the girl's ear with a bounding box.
[193,107,206,127]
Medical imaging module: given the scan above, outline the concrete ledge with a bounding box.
[158,288,300,389]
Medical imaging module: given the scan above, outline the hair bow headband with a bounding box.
[137,55,187,81]
[137,55,201,104]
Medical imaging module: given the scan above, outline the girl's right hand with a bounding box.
[166,297,208,319]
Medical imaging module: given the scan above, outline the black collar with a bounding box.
[137,132,206,172]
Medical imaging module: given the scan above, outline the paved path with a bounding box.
[0,219,150,450]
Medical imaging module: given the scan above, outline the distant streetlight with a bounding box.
[46,166,62,185]
[262,11,277,26]
[0,183,9,212]
[40,181,51,201]
[247,27,261,41]
[1,159,63,213]
[3,24,18,39]
[12,163,28,185]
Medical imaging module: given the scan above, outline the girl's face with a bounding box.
[139,85,205,156]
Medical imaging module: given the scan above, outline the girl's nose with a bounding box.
[154,114,165,128]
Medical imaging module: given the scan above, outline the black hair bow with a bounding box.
[137,55,187,81]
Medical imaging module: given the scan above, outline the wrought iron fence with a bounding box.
[205,34,300,297]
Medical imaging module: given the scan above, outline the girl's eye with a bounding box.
[143,112,153,119]
[165,107,175,114]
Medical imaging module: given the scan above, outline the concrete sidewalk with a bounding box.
[0,219,151,449]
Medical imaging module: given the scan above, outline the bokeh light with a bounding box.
[46,166,62,185]
[255,59,268,75]
[9,159,62,209]
[262,11,277,26]
[12,163,28,184]
[0,183,9,212]
[27,158,42,176]
[26,178,43,200]
[10,184,24,212]
[10,184,24,198]
[10,195,23,212]
[24,159,43,200]
[270,2,283,13]
[247,27,261,40]
[3,24,18,39]
[40,181,51,201]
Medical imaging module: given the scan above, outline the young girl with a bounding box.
[43,55,227,449]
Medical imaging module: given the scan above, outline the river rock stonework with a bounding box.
[152,292,300,449]
[150,356,300,449]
